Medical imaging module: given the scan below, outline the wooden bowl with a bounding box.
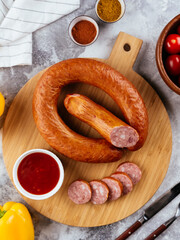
[156,14,180,94]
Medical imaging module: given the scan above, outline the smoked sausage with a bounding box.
[33,58,148,163]
[68,180,92,204]
[102,177,123,201]
[116,162,142,185]
[64,94,139,148]
[111,172,133,195]
[89,180,109,204]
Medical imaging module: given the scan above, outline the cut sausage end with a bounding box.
[110,126,139,148]
[90,180,109,204]
[68,180,92,204]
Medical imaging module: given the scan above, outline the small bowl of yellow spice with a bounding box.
[95,0,125,23]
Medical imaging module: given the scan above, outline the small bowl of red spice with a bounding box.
[95,0,125,23]
[13,149,64,200]
[69,15,99,46]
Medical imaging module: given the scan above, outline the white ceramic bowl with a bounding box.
[95,0,126,23]
[68,15,99,46]
[13,149,64,200]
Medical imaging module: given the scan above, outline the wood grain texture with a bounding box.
[2,32,172,227]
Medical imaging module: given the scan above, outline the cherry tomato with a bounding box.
[165,54,180,76]
[177,25,180,35]
[164,34,180,54]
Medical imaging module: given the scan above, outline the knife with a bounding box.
[115,182,180,240]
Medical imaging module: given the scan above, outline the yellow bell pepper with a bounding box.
[0,92,5,116]
[0,202,34,240]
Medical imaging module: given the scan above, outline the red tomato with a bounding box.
[165,55,180,76]
[164,34,180,54]
[177,25,180,35]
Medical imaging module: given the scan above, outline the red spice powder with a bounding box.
[72,20,97,45]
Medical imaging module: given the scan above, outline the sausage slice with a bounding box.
[116,162,142,185]
[68,180,92,204]
[102,177,123,201]
[89,180,109,204]
[111,172,133,195]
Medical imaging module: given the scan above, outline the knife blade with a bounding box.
[115,182,180,240]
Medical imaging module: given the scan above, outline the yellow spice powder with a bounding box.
[97,0,121,22]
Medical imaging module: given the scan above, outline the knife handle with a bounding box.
[115,217,145,240]
[144,224,167,240]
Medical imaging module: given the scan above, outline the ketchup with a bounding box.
[17,152,60,195]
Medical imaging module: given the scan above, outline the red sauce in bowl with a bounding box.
[17,152,60,195]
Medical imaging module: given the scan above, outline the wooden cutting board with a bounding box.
[2,32,172,227]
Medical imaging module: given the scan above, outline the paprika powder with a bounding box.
[71,20,97,45]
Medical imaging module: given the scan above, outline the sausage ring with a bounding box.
[33,59,148,163]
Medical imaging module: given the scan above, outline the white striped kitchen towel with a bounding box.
[0,0,80,67]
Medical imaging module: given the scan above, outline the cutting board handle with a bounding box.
[106,32,143,72]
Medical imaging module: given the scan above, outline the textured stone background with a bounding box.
[0,0,180,239]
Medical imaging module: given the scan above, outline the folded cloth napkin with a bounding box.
[0,0,80,67]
